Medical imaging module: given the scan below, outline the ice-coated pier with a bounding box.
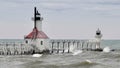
[50,39,102,53]
[0,39,102,55]
[0,42,32,55]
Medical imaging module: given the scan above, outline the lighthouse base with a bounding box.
[92,48,103,52]
[31,49,50,54]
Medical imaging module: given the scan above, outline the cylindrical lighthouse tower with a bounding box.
[34,7,43,31]
[95,28,102,49]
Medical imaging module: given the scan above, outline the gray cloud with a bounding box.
[1,0,120,11]
[0,0,120,16]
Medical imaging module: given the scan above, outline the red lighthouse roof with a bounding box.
[25,28,49,39]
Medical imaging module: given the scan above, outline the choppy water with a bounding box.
[0,40,120,68]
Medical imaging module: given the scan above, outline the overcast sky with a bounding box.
[0,0,120,39]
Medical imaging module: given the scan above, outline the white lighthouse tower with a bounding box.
[35,10,43,31]
[24,7,49,53]
[95,28,102,49]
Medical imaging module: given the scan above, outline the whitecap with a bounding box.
[85,60,92,63]
[103,47,111,53]
[72,50,83,56]
[32,54,43,57]
[69,45,75,52]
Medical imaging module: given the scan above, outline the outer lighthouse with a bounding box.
[24,7,49,53]
[95,28,102,49]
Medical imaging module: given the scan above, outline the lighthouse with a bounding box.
[95,28,102,49]
[24,7,49,53]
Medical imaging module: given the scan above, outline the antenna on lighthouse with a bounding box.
[31,7,38,40]
[34,7,37,28]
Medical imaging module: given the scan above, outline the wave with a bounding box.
[23,60,98,68]
[67,60,99,68]
[72,50,83,56]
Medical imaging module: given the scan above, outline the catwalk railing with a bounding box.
[49,39,102,53]
[0,42,34,55]
[0,39,101,55]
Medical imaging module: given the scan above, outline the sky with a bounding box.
[0,0,120,39]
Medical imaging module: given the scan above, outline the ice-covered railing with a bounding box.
[0,41,34,55]
[49,39,102,53]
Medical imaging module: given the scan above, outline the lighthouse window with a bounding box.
[26,40,28,44]
[41,41,43,45]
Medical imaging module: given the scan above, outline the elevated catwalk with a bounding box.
[0,39,103,55]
